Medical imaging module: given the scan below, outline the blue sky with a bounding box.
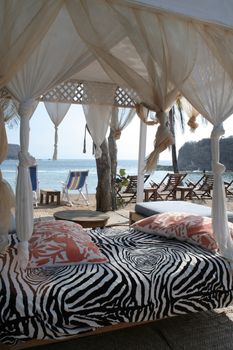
[6,102,230,162]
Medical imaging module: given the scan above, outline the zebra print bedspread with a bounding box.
[0,227,233,346]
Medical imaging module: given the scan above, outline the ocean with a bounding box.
[2,159,233,194]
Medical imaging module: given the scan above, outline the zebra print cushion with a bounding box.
[0,227,232,346]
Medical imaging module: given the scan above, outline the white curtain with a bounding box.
[5,5,100,268]
[66,1,233,260]
[181,31,233,262]
[15,100,38,268]
[0,0,63,88]
[0,0,62,255]
[3,0,233,265]
[82,82,116,158]
[0,107,15,252]
[44,102,71,160]
[111,107,135,139]
[198,24,233,84]
[66,1,198,171]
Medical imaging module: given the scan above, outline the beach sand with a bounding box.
[33,193,233,226]
[33,193,134,227]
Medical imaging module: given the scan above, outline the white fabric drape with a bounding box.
[0,1,63,246]
[3,0,233,265]
[44,102,71,160]
[111,107,135,139]
[0,107,15,252]
[82,82,116,158]
[16,100,37,269]
[0,0,63,88]
[66,1,198,171]
[181,32,233,262]
[198,24,233,84]
[6,5,99,268]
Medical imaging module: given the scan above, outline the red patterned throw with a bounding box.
[27,220,108,268]
[131,212,233,252]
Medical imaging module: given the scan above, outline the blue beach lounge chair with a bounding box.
[29,165,39,207]
[61,170,89,206]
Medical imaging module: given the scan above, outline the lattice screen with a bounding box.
[0,87,12,100]
[0,81,139,108]
[39,81,138,107]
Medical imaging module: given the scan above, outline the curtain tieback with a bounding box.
[18,151,36,168]
[18,99,35,117]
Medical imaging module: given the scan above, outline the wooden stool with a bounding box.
[40,189,61,205]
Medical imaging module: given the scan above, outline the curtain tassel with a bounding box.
[83,124,87,153]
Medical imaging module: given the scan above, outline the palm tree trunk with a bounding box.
[95,139,112,212]
[169,107,179,173]
[108,128,118,210]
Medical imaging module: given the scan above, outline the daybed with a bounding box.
[0,219,233,349]
[129,201,233,224]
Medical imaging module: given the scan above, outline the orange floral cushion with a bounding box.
[131,212,233,252]
[27,220,108,268]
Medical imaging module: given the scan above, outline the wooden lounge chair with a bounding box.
[116,174,150,204]
[185,174,214,200]
[224,179,233,198]
[144,172,187,201]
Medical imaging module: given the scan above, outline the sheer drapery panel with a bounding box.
[0,0,63,88]
[16,99,38,269]
[0,108,15,252]
[44,102,71,160]
[66,0,198,171]
[6,5,102,268]
[198,24,233,85]
[181,32,233,262]
[82,82,117,158]
[111,107,135,139]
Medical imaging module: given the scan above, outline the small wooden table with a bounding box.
[40,189,61,205]
[53,210,110,228]
[144,188,159,201]
[175,186,193,200]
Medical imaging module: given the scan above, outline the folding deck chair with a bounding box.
[144,172,187,201]
[185,174,214,200]
[29,165,39,207]
[61,170,89,206]
[224,179,233,198]
[116,174,150,204]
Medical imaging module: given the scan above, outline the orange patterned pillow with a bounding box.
[27,220,108,268]
[131,212,233,252]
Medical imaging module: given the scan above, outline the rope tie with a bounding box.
[18,151,36,168]
[114,129,121,140]
[136,103,157,125]
[144,111,174,173]
[187,115,199,131]
[18,99,34,118]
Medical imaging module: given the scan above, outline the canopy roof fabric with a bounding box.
[1,0,233,267]
[125,0,233,29]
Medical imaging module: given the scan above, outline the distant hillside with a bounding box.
[178,137,233,171]
[7,144,20,159]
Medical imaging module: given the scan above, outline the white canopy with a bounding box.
[1,0,233,267]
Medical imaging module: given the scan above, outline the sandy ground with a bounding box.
[33,193,134,227]
[33,192,233,227]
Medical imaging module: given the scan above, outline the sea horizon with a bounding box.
[2,158,233,194]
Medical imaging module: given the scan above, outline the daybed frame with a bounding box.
[1,226,232,349]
